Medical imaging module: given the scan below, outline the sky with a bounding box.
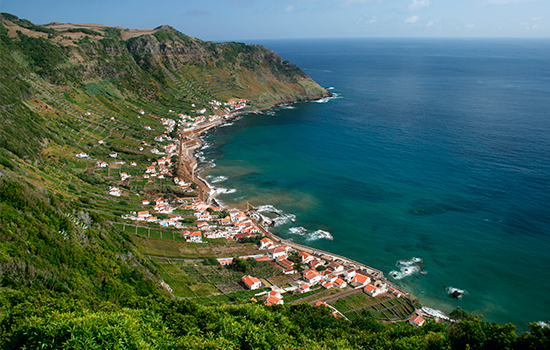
[1,0,549,41]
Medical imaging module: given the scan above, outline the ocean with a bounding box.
[200,38,550,328]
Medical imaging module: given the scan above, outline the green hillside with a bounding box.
[0,13,548,349]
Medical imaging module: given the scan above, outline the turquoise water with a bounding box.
[201,39,550,328]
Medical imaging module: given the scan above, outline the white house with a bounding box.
[242,275,262,290]
[268,245,290,259]
[364,283,382,297]
[258,237,275,250]
[108,186,121,197]
[303,269,323,285]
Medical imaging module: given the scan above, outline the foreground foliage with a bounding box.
[1,289,549,349]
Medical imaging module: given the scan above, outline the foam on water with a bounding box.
[256,205,283,214]
[389,257,425,280]
[215,188,237,195]
[288,226,308,235]
[309,230,334,241]
[210,176,229,184]
[422,307,449,320]
[272,213,297,226]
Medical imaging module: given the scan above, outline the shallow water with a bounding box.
[202,38,550,328]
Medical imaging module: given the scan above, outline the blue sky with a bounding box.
[1,0,548,40]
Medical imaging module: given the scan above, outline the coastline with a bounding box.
[176,95,427,319]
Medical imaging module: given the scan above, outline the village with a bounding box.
[73,98,428,327]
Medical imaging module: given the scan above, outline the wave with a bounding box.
[272,213,297,226]
[446,286,468,299]
[288,226,308,236]
[220,122,234,127]
[256,205,283,214]
[313,93,340,103]
[210,176,228,184]
[422,307,449,320]
[389,257,424,280]
[288,227,334,241]
[215,188,237,195]
[309,230,334,241]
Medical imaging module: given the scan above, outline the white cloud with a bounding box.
[357,14,377,25]
[465,24,476,29]
[285,5,295,12]
[426,20,434,26]
[405,15,420,23]
[530,17,543,21]
[409,0,430,11]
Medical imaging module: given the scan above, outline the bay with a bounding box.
[201,38,550,328]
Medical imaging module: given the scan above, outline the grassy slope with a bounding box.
[1,14,548,349]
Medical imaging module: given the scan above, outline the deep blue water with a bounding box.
[201,38,550,328]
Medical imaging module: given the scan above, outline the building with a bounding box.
[242,275,262,290]
[258,237,275,250]
[364,283,382,297]
[409,315,425,327]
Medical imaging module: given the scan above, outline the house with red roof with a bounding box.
[217,217,232,225]
[364,283,382,297]
[351,273,371,288]
[242,275,262,290]
[268,245,291,259]
[343,268,356,281]
[308,259,323,269]
[299,252,314,264]
[197,222,211,231]
[303,269,323,285]
[297,284,311,294]
[276,257,294,270]
[264,295,283,306]
[409,315,425,327]
[333,278,347,289]
[186,231,202,243]
[258,237,275,250]
[217,257,234,266]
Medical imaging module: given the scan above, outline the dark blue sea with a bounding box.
[201,38,550,328]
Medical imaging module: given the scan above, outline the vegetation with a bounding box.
[0,13,548,349]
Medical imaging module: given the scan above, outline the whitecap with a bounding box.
[389,265,420,280]
[220,122,234,128]
[288,226,308,236]
[309,230,334,241]
[422,307,449,320]
[215,188,237,195]
[210,176,228,184]
[256,205,283,214]
[390,257,424,279]
[272,213,297,226]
